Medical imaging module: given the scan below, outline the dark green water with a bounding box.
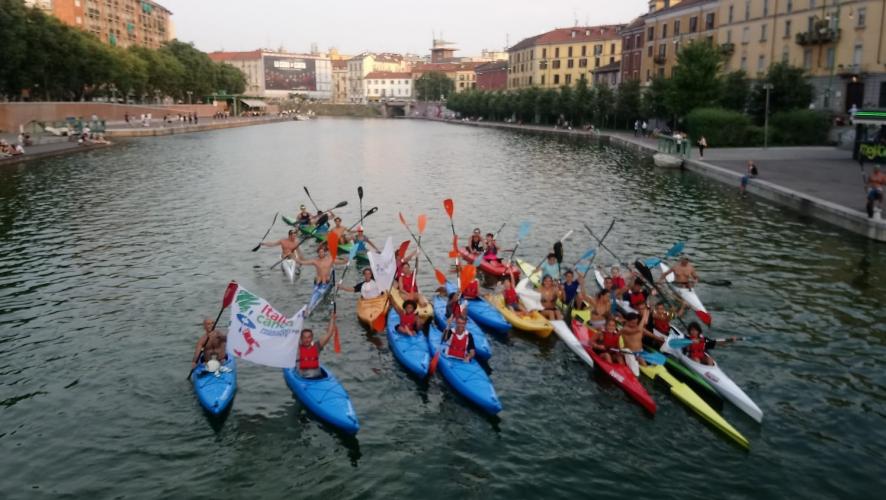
[1,119,884,499]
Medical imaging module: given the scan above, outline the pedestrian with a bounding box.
[194,112,199,125]
[634,120,640,137]
[740,160,758,195]
[697,135,707,158]
[124,112,130,127]
[866,165,885,218]
[641,120,648,137]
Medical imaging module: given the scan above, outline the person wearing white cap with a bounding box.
[352,226,379,254]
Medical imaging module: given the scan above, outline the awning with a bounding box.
[240,98,268,108]
[853,109,886,126]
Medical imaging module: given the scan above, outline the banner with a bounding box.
[263,55,317,91]
[227,285,305,368]
[368,237,396,290]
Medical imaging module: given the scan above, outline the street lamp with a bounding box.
[763,82,774,149]
[187,90,193,104]
[109,84,117,103]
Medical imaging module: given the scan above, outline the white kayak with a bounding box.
[516,277,544,312]
[281,259,298,282]
[660,263,708,319]
[551,319,594,369]
[594,269,636,314]
[661,327,763,423]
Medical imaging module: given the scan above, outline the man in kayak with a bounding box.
[295,205,312,226]
[296,312,338,378]
[660,256,699,288]
[294,243,346,286]
[620,309,652,366]
[339,267,382,299]
[352,227,380,254]
[191,319,228,371]
[622,279,649,311]
[540,253,561,281]
[392,299,423,335]
[330,216,350,243]
[261,229,302,260]
[442,315,476,362]
[682,321,736,365]
[588,289,612,328]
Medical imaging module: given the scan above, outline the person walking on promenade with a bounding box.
[634,120,640,137]
[641,120,648,137]
[740,160,758,195]
[866,165,885,218]
[697,136,707,158]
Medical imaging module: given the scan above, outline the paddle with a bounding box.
[358,186,364,229]
[303,186,321,211]
[442,199,462,289]
[525,230,574,284]
[492,222,507,239]
[370,240,412,333]
[642,241,685,268]
[504,221,532,267]
[188,281,238,380]
[251,212,279,251]
[398,212,447,286]
[329,245,359,354]
[413,214,427,292]
[668,336,746,349]
[269,213,329,270]
[554,240,564,279]
[610,348,666,365]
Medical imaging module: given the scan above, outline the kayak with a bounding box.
[385,308,430,378]
[191,356,237,415]
[659,262,709,321]
[551,319,594,368]
[295,223,369,263]
[661,327,763,423]
[444,282,510,335]
[458,248,520,281]
[516,259,542,287]
[571,319,656,414]
[431,293,492,361]
[282,365,360,435]
[281,258,298,282]
[356,292,389,327]
[639,363,749,448]
[427,323,502,415]
[487,294,553,337]
[515,277,544,312]
[594,269,636,314]
[389,287,433,321]
[647,328,721,405]
[306,281,332,317]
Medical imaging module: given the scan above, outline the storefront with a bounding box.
[853,109,886,163]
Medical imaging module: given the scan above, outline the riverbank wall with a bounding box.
[300,103,382,118]
[422,118,886,243]
[104,116,291,138]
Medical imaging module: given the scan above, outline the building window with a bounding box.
[594,44,603,55]
[740,55,747,71]
[784,20,791,37]
[705,13,715,30]
[810,0,816,8]
[742,26,750,43]
[565,74,572,84]
[595,57,600,67]
[807,16,815,32]
[675,41,681,53]
[568,46,573,57]
[726,29,732,42]
[825,47,835,69]
[610,56,615,64]
[553,74,560,84]
[635,34,640,47]
[803,48,812,69]
[786,0,793,13]
[674,19,681,35]
[857,7,866,27]
[648,27,654,40]
[689,16,698,33]
[539,61,547,69]
[567,59,574,68]
[658,44,666,58]
[782,45,789,63]
[757,55,766,72]
[763,0,769,16]
[853,44,863,66]
[611,43,616,54]
[528,76,532,85]
[578,58,587,68]
[581,45,587,56]
[728,5,734,23]
[648,45,653,57]
[555,47,560,57]
[542,48,547,58]
[662,24,668,38]
[541,75,545,85]
[761,23,768,41]
[552,60,561,69]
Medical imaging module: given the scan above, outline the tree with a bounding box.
[415,72,454,101]
[535,88,557,124]
[748,62,814,124]
[615,80,642,129]
[555,85,575,125]
[591,85,615,128]
[216,63,246,95]
[666,41,723,118]
[719,70,750,112]
[516,87,540,123]
[573,77,592,125]
[642,77,672,120]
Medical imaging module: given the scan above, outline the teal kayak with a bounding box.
[191,356,236,415]
[427,323,502,415]
[386,308,430,378]
[283,366,359,435]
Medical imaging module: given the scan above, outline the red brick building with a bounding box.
[620,16,646,83]
[475,61,508,90]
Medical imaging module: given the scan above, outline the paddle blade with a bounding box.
[397,240,410,260]
[315,213,329,228]
[576,264,590,274]
[358,186,363,199]
[640,351,666,365]
[333,200,348,209]
[429,349,441,376]
[473,253,484,266]
[222,281,238,308]
[417,214,428,234]
[448,236,459,258]
[398,212,407,226]
[668,338,693,349]
[518,221,531,240]
[443,198,454,218]
[578,248,596,261]
[348,244,359,261]
[303,186,311,197]
[643,257,662,268]
[328,233,340,262]
[460,265,476,290]
[634,260,655,285]
[665,242,685,258]
[371,311,387,332]
[251,243,262,252]
[363,206,378,218]
[553,241,564,263]
[333,322,341,353]
[695,309,712,326]
[434,268,447,285]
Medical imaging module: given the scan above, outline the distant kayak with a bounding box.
[281,258,298,282]
[283,365,359,435]
[427,323,502,415]
[191,357,236,415]
[487,294,553,337]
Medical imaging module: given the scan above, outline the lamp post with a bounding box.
[109,84,117,103]
[763,82,774,149]
[823,1,841,112]
[187,90,193,104]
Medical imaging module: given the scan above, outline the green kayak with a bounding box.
[283,220,369,263]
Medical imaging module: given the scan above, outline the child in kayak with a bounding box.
[539,275,563,320]
[683,322,737,365]
[392,299,422,336]
[443,316,476,362]
[647,299,686,337]
[297,312,338,379]
[482,233,500,262]
[540,253,560,282]
[592,317,623,364]
[397,262,427,307]
[560,270,580,308]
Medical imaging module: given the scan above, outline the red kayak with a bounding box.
[458,248,520,281]
[571,319,657,415]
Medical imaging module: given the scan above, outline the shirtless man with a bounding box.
[867,165,885,218]
[660,256,699,288]
[620,308,652,366]
[261,229,301,259]
[191,319,227,371]
[330,216,350,243]
[294,243,346,285]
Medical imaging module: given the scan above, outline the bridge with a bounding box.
[380,99,413,118]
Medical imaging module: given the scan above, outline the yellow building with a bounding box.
[347,53,408,103]
[28,0,174,49]
[507,25,624,89]
[716,0,886,112]
[412,62,485,93]
[643,0,720,81]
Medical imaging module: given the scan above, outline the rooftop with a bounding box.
[365,71,413,79]
[475,60,509,73]
[509,25,625,52]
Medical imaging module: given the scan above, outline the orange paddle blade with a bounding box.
[398,212,407,226]
[443,199,454,218]
[222,280,238,308]
[417,214,428,234]
[372,311,387,332]
[327,231,339,261]
[333,323,341,353]
[428,349,441,376]
[460,265,477,290]
[695,310,712,326]
[397,240,410,260]
[434,268,447,285]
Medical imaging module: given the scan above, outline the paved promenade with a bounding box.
[104,115,291,137]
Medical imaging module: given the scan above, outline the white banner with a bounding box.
[368,236,396,291]
[227,285,305,368]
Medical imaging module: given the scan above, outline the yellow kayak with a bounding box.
[640,364,749,449]
[357,292,389,327]
[389,288,433,320]
[487,294,553,337]
[517,259,542,287]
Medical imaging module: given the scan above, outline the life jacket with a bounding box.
[447,301,463,319]
[602,329,620,349]
[298,342,320,370]
[504,287,518,305]
[448,331,471,359]
[400,272,416,293]
[563,281,579,304]
[687,336,707,361]
[483,243,498,257]
[469,239,483,252]
[627,290,646,308]
[612,276,626,290]
[400,311,417,330]
[463,280,479,299]
[653,316,670,334]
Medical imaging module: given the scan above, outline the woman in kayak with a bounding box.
[443,316,476,362]
[466,228,484,253]
[296,312,338,379]
[482,232,500,263]
[339,267,382,299]
[539,275,562,320]
[397,262,428,307]
[592,317,623,364]
[392,299,423,336]
[683,322,736,365]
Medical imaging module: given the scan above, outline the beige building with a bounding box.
[364,72,414,101]
[208,50,332,100]
[332,60,349,103]
[717,0,886,112]
[643,0,720,81]
[507,25,624,90]
[28,0,174,49]
[346,53,409,103]
[412,62,485,93]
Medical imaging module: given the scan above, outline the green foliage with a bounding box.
[0,0,245,102]
[615,80,642,129]
[415,72,455,101]
[642,77,672,119]
[667,41,722,117]
[748,62,815,124]
[719,71,750,112]
[591,85,615,128]
[769,110,831,145]
[685,107,752,147]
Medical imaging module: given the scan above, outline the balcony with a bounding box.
[719,42,735,55]
[653,54,667,65]
[795,20,841,46]
[837,63,867,76]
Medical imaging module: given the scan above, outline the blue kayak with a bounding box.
[191,356,237,415]
[306,281,332,317]
[427,323,502,415]
[444,282,510,335]
[283,365,360,435]
[432,293,492,361]
[386,308,430,378]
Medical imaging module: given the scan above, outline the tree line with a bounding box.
[0,0,245,102]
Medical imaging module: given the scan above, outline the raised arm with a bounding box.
[261,240,282,248]
[318,312,337,349]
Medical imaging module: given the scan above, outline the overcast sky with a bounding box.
[161,0,649,55]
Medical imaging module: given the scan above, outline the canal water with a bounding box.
[1,119,884,499]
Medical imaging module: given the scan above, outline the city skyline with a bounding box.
[160,0,648,55]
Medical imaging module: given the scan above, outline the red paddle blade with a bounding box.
[333,323,341,353]
[222,281,238,308]
[443,199,454,218]
[695,310,712,326]
[428,349,441,376]
[396,240,410,260]
[398,212,407,226]
[327,231,339,261]
[417,214,428,234]
[460,265,476,291]
[371,312,386,333]
[434,268,447,285]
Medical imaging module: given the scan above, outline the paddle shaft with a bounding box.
[251,212,279,251]
[581,219,615,281]
[303,186,321,212]
[526,230,574,281]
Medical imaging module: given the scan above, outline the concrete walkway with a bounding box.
[0,139,111,167]
[105,115,291,137]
